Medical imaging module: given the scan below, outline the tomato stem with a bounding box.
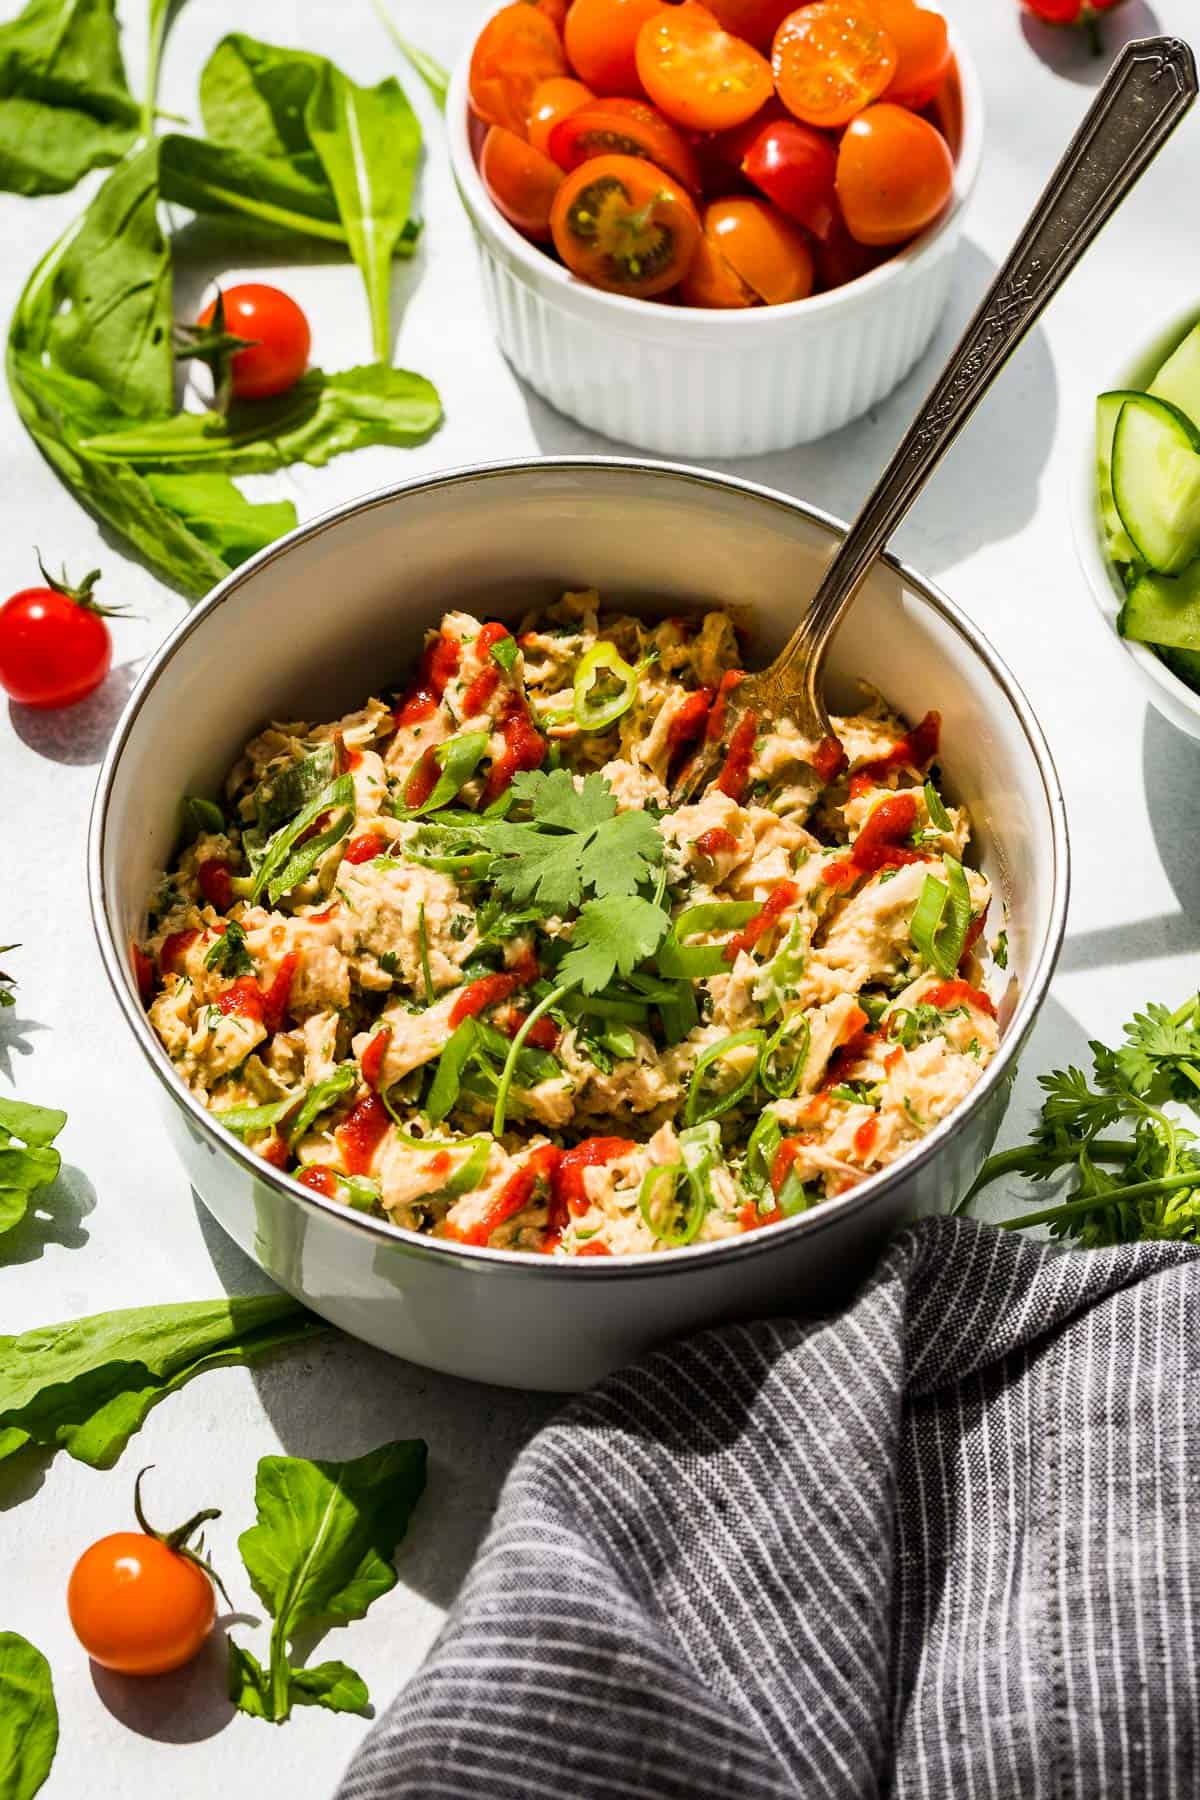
[133,1465,234,1609]
[33,551,128,619]
[172,288,259,416]
[1082,12,1103,54]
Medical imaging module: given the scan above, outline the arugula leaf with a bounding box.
[229,1440,427,1722]
[201,34,326,156]
[0,1296,325,1470]
[0,1633,57,1800]
[159,135,348,243]
[251,744,338,838]
[141,473,298,567]
[0,0,137,197]
[558,897,670,995]
[368,0,449,111]
[0,1097,68,1241]
[307,65,421,361]
[247,774,355,905]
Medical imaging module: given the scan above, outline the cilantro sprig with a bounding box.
[960,993,1200,1245]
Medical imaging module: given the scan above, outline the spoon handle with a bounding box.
[776,34,1197,715]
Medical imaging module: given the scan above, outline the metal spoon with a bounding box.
[675,34,1198,802]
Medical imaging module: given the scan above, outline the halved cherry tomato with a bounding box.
[873,0,951,109]
[836,103,953,245]
[197,284,310,401]
[737,118,837,236]
[772,4,898,128]
[636,3,774,132]
[686,197,814,307]
[536,0,570,25]
[564,0,664,94]
[480,125,563,238]
[469,1,568,137]
[701,0,802,51]
[528,75,595,155]
[550,153,702,296]
[814,211,885,288]
[680,232,757,306]
[548,97,702,192]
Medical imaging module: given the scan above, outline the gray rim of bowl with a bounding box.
[89,455,1070,1283]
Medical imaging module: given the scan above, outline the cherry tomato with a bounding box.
[836,103,953,244]
[772,4,898,128]
[548,97,702,192]
[528,75,595,156]
[680,231,758,306]
[1023,0,1125,45]
[636,3,774,131]
[564,0,664,95]
[0,559,116,709]
[480,125,564,237]
[550,153,702,296]
[701,0,801,51]
[469,1,568,136]
[873,0,951,109]
[67,1471,224,1677]
[536,0,570,25]
[737,117,837,236]
[197,284,310,401]
[687,196,815,305]
[813,212,886,289]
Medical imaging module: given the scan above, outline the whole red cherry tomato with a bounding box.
[737,117,838,236]
[1021,0,1126,53]
[197,283,310,401]
[480,125,564,237]
[67,1468,230,1676]
[0,556,121,709]
[565,0,664,95]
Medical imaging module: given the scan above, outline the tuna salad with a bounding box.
[136,591,1001,1257]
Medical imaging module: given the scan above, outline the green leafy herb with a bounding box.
[0,1097,67,1242]
[0,1295,325,1470]
[251,746,337,839]
[0,0,137,197]
[142,472,298,565]
[228,1440,427,1723]
[498,771,664,912]
[961,993,1200,1245]
[909,857,972,978]
[368,0,449,110]
[923,780,952,832]
[246,775,355,906]
[686,1030,764,1126]
[0,1632,57,1800]
[215,1096,298,1139]
[205,920,255,979]
[557,897,670,996]
[490,634,519,675]
[394,731,489,819]
[995,929,1009,969]
[884,1002,962,1050]
[658,901,758,980]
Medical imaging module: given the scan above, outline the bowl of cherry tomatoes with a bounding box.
[448,0,982,456]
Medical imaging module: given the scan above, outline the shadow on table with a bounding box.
[520,239,1059,581]
[8,661,140,767]
[0,1163,95,1266]
[90,1622,241,1743]
[968,992,1093,1227]
[1020,3,1162,87]
[192,1193,558,1615]
[0,1007,47,1082]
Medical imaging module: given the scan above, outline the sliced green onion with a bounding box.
[658,977,699,1047]
[776,1164,812,1216]
[288,1065,356,1145]
[753,915,808,1021]
[405,851,494,880]
[339,1174,382,1213]
[638,1162,688,1243]
[658,902,759,979]
[760,1012,811,1099]
[573,642,641,732]
[417,902,434,1004]
[742,1107,782,1199]
[685,1029,765,1126]
[924,780,952,831]
[561,990,650,1025]
[441,1137,491,1196]
[394,731,490,820]
[910,857,972,978]
[492,982,573,1137]
[425,1019,479,1123]
[214,1095,297,1138]
[678,1120,723,1239]
[242,774,355,905]
[491,635,519,675]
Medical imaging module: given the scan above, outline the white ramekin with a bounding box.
[1071,300,1200,744]
[447,35,984,457]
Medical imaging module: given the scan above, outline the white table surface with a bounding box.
[2,0,1197,1791]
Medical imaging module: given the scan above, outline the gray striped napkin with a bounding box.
[338,1218,1200,1799]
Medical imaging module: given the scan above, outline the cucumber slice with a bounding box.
[1120,560,1200,651]
[1150,322,1200,425]
[1161,645,1200,695]
[1096,390,1141,563]
[1112,394,1200,574]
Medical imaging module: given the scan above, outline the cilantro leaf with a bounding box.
[581,811,665,900]
[1116,999,1200,1100]
[513,767,614,834]
[468,772,663,914]
[558,897,670,995]
[204,919,254,978]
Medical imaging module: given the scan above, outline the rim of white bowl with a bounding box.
[1070,297,1200,725]
[90,458,1068,1283]
[445,22,985,334]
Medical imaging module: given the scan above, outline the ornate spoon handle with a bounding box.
[774,35,1198,716]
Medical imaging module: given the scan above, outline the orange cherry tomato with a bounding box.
[835,102,953,244]
[550,152,702,296]
[692,196,815,304]
[548,97,702,192]
[636,3,774,131]
[480,124,564,237]
[872,0,951,109]
[680,231,758,306]
[536,0,570,25]
[772,4,898,128]
[528,75,595,155]
[469,1,568,137]
[701,0,801,51]
[564,0,664,95]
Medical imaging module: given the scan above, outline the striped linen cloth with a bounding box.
[338,1218,1200,1799]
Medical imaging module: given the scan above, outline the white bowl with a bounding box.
[447,36,984,457]
[1071,299,1200,743]
[90,460,1067,1391]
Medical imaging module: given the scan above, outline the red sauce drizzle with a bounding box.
[360,1025,392,1090]
[958,910,986,972]
[462,664,500,717]
[666,686,715,757]
[503,1009,560,1052]
[394,632,461,727]
[481,695,546,806]
[575,1241,612,1257]
[705,670,744,743]
[449,971,522,1028]
[552,1137,636,1225]
[696,827,738,860]
[344,832,384,865]
[820,1007,873,1090]
[404,747,441,811]
[335,1094,390,1176]
[854,1115,879,1158]
[822,791,926,889]
[260,952,299,1034]
[923,978,996,1020]
[771,1135,812,1196]
[424,1150,453,1181]
[260,1135,291,1170]
[715,708,758,802]
[298,1166,338,1198]
[131,942,155,1004]
[738,1199,783,1232]
[448,1143,562,1248]
[160,928,199,973]
[197,859,233,911]
[855,710,941,785]
[811,736,848,785]
[217,976,265,1023]
[723,880,799,962]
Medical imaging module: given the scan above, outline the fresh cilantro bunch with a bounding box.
[963,995,1200,1245]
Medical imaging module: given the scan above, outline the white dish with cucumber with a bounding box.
[1077,304,1200,741]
